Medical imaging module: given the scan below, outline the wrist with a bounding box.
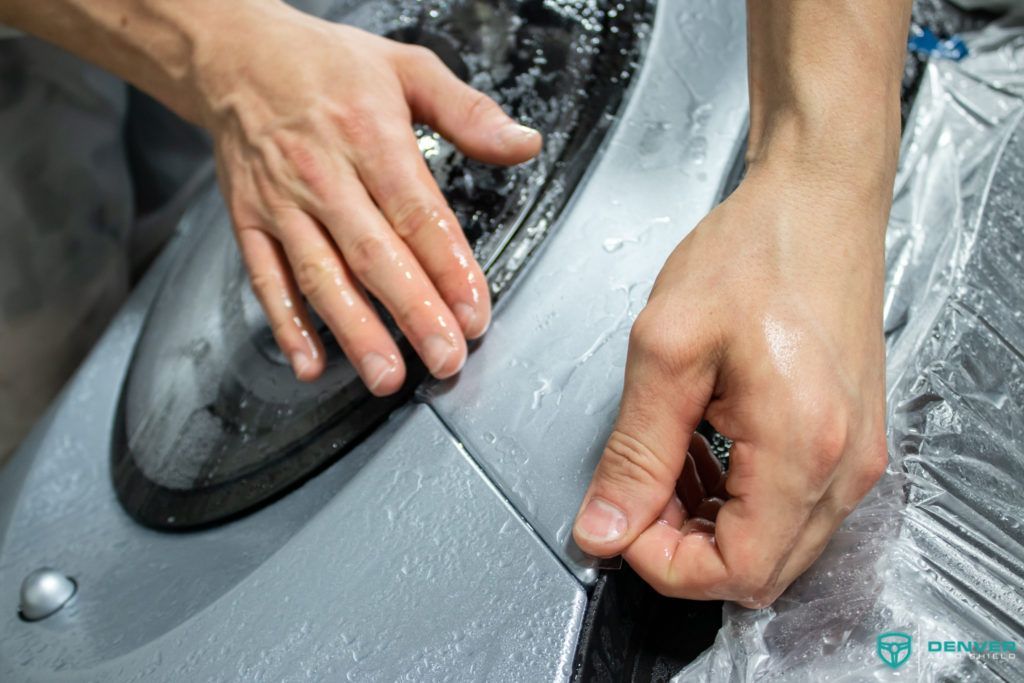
[182,0,303,127]
[0,0,246,125]
[742,1,908,218]
[743,104,900,237]
[732,154,893,262]
[137,0,296,126]
[1,0,296,126]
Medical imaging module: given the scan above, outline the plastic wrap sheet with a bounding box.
[677,17,1024,682]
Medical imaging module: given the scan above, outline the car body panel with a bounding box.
[426,0,749,582]
[1,346,585,680]
[0,245,585,681]
[0,0,752,678]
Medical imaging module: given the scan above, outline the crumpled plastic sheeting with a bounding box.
[677,18,1024,682]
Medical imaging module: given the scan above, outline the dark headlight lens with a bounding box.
[112,193,421,527]
[112,0,651,529]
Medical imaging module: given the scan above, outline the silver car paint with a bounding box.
[0,0,749,678]
[426,0,749,582]
[1,342,585,680]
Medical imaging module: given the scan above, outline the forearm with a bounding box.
[745,0,912,224]
[0,0,285,125]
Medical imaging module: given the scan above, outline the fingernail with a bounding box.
[360,352,397,394]
[574,497,627,544]
[423,334,456,376]
[453,302,478,334]
[291,351,313,380]
[499,123,541,148]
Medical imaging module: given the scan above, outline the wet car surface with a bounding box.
[0,0,998,680]
[112,0,652,530]
[2,0,725,678]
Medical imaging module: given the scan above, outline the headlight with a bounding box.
[112,0,651,528]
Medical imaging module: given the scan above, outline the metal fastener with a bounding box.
[19,568,76,621]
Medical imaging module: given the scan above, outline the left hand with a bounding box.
[194,6,541,391]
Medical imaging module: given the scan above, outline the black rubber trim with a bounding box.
[572,567,723,682]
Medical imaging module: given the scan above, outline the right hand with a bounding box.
[194,2,541,393]
[572,168,889,608]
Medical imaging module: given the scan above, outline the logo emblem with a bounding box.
[877,632,913,669]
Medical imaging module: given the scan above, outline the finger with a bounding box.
[623,521,728,600]
[395,45,542,164]
[689,433,726,497]
[275,207,407,396]
[355,126,491,339]
[623,440,819,605]
[675,453,706,515]
[317,174,468,379]
[572,313,715,558]
[658,493,687,528]
[762,443,886,607]
[737,504,842,608]
[237,227,325,381]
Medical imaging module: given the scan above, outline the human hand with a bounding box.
[195,3,541,392]
[572,168,889,608]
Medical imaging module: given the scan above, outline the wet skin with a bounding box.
[573,0,912,608]
[204,17,543,392]
[0,0,541,394]
[2,0,910,606]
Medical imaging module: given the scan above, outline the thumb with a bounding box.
[396,46,542,165]
[573,323,714,558]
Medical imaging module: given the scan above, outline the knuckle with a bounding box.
[247,271,282,305]
[268,313,299,341]
[627,312,665,358]
[389,297,420,330]
[728,566,776,604]
[406,44,441,67]
[815,426,847,470]
[598,430,671,491]
[463,88,501,124]
[816,416,849,461]
[334,103,380,146]
[278,140,330,201]
[435,262,485,305]
[389,293,441,335]
[854,438,888,497]
[740,590,781,610]
[228,198,266,235]
[230,210,262,235]
[391,199,443,241]
[346,232,393,278]
[801,405,849,484]
[628,310,687,369]
[294,255,338,300]
[867,440,889,480]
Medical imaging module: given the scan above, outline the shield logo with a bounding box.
[877,632,913,669]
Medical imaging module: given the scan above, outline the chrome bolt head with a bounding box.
[19,568,76,621]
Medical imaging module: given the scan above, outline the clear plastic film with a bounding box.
[676,17,1024,682]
